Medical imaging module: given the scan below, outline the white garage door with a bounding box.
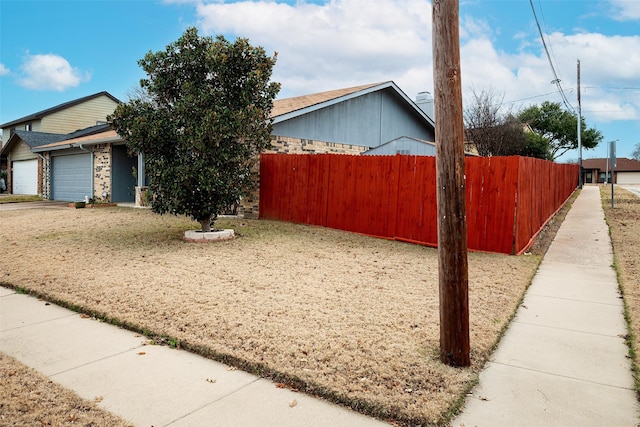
[52,153,92,201]
[12,159,38,195]
[617,172,640,185]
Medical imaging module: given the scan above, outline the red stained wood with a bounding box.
[259,153,578,255]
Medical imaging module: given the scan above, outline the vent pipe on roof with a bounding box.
[416,91,435,120]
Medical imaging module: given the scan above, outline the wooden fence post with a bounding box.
[432,0,470,367]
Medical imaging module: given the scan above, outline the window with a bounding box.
[599,172,612,183]
[396,149,410,155]
[25,123,32,131]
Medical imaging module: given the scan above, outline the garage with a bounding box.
[617,172,640,185]
[51,153,92,201]
[12,159,38,195]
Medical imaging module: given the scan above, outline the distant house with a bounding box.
[32,128,139,203]
[0,92,120,195]
[270,81,435,153]
[582,158,640,184]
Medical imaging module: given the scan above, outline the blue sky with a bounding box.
[1,0,638,161]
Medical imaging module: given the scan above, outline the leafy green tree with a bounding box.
[110,27,280,232]
[519,101,602,161]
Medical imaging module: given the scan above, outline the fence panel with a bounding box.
[395,155,438,246]
[260,153,577,255]
[514,157,578,253]
[306,154,330,226]
[465,156,519,254]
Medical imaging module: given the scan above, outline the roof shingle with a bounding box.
[582,157,640,172]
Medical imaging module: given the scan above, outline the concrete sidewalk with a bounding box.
[453,185,640,426]
[0,287,388,426]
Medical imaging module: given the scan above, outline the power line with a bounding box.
[505,89,574,106]
[529,0,575,112]
[584,86,640,91]
[537,0,563,83]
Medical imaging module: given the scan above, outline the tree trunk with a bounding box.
[199,215,212,232]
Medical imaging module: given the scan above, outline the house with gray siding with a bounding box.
[271,81,435,151]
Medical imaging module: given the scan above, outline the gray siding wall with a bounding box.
[272,89,434,148]
[362,137,437,156]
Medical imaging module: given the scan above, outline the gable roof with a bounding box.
[12,130,68,148]
[0,91,120,129]
[0,130,67,157]
[271,81,435,127]
[582,157,640,172]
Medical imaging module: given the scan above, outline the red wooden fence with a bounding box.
[259,153,578,254]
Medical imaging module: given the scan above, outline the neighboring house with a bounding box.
[1,131,67,195]
[32,129,139,203]
[271,81,435,151]
[0,125,109,195]
[0,92,120,195]
[582,157,640,184]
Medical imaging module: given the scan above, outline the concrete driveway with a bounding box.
[621,185,640,198]
[0,200,69,211]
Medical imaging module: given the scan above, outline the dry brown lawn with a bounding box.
[1,203,560,425]
[602,186,640,390]
[0,352,131,426]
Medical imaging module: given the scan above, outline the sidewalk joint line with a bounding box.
[524,293,623,306]
[0,312,78,333]
[511,319,628,338]
[163,377,262,426]
[489,361,636,392]
[47,344,147,377]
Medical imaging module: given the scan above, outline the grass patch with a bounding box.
[0,194,42,203]
[600,185,640,397]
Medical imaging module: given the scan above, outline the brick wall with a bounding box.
[269,135,368,155]
[237,135,367,218]
[93,144,111,201]
[41,153,51,199]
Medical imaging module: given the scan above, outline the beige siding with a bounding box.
[11,141,37,161]
[617,172,640,184]
[39,96,118,134]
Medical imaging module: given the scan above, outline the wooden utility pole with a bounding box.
[432,0,470,367]
[577,59,583,188]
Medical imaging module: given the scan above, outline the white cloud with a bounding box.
[194,0,433,98]
[454,20,640,123]
[609,0,640,21]
[18,53,90,91]
[0,63,9,76]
